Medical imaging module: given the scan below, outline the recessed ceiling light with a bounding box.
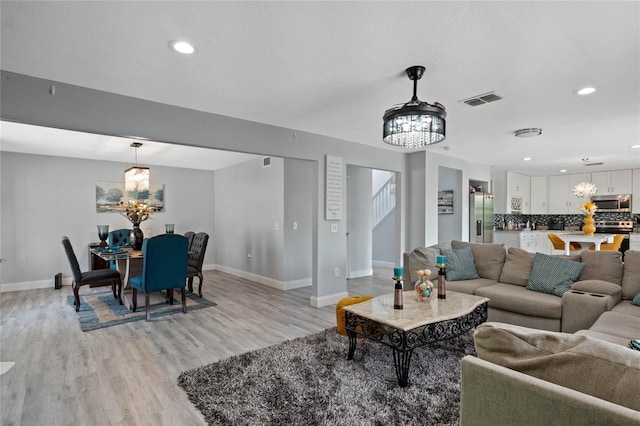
[576,87,596,95]
[515,128,542,138]
[169,40,195,54]
[631,144,640,149]
[559,169,567,173]
[522,157,532,161]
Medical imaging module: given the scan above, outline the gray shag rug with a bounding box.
[178,327,475,425]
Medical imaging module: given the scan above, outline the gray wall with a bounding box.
[406,152,426,250]
[1,151,215,288]
[373,208,396,266]
[213,156,284,283]
[283,158,313,285]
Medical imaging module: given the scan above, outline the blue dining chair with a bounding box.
[129,234,188,321]
[108,229,131,270]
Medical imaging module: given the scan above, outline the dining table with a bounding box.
[556,233,615,255]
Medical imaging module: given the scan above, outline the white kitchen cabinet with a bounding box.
[591,170,632,195]
[548,173,591,214]
[520,231,545,254]
[508,171,531,214]
[530,176,548,214]
[633,169,640,213]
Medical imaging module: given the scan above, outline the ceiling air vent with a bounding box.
[262,156,272,167]
[461,91,502,107]
[585,162,604,166]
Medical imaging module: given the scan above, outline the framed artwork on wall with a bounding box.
[96,181,165,212]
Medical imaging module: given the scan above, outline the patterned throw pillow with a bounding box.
[630,339,640,351]
[526,252,586,297]
[632,293,640,307]
[441,247,480,281]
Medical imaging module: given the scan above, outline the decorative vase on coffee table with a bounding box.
[583,214,595,236]
[130,225,144,250]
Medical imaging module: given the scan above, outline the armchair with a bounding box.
[187,232,209,297]
[129,234,189,321]
[183,231,195,250]
[61,236,122,312]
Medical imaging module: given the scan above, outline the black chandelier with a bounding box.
[383,66,447,148]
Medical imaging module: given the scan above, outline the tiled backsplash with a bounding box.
[494,213,640,229]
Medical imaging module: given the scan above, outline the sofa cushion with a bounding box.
[576,329,634,347]
[498,247,534,287]
[407,246,440,284]
[622,251,640,299]
[451,241,506,280]
[634,293,640,306]
[611,301,640,318]
[571,279,622,296]
[526,253,585,297]
[588,311,640,341]
[474,322,640,412]
[475,283,562,319]
[446,278,497,295]
[578,250,623,285]
[442,247,480,281]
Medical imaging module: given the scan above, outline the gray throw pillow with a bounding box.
[441,247,480,281]
[632,293,640,306]
[526,252,585,297]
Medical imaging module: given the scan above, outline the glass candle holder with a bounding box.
[97,225,109,245]
[165,224,175,234]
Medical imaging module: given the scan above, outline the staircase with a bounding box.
[373,174,396,227]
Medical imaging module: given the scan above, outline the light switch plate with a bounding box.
[330,223,338,233]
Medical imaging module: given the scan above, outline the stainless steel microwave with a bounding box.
[590,194,632,212]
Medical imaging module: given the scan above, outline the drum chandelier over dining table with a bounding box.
[125,142,150,193]
[383,66,447,149]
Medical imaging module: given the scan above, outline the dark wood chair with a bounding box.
[61,236,123,312]
[187,232,209,297]
[129,234,189,321]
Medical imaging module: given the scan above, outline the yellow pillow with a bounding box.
[335,296,374,336]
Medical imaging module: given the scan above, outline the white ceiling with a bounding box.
[1,1,639,175]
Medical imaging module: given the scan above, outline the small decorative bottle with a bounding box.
[393,267,404,309]
[437,255,447,299]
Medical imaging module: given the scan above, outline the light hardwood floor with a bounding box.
[0,268,395,425]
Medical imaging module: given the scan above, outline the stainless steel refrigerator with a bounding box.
[469,192,494,243]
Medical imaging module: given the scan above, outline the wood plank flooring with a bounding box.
[0,268,394,425]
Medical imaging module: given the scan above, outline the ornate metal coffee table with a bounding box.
[343,290,488,387]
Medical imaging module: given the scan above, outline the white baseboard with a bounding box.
[372,260,395,268]
[214,264,310,291]
[310,291,349,308]
[347,268,373,279]
[1,279,53,292]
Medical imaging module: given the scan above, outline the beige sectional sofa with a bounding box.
[404,241,640,334]
[404,243,640,424]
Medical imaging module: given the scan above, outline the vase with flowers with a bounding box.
[578,200,597,236]
[120,200,155,249]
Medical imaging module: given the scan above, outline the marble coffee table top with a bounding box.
[342,290,489,331]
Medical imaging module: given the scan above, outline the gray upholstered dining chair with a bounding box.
[61,236,123,312]
[129,234,189,321]
[183,231,195,251]
[187,232,209,297]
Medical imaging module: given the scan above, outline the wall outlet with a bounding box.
[334,267,340,277]
[274,222,280,231]
[247,253,253,261]
[293,222,297,230]
[330,223,338,233]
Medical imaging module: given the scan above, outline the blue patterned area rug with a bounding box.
[67,290,216,331]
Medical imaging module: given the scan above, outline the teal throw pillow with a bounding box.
[632,293,640,306]
[442,247,480,281]
[526,253,585,297]
[630,339,640,351]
